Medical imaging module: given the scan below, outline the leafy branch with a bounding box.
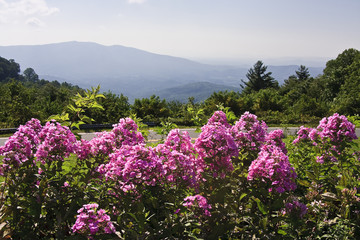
[47,85,105,130]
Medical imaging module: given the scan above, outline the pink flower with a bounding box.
[248,144,297,193]
[72,203,115,236]
[0,118,42,173]
[98,144,164,193]
[183,195,212,217]
[156,129,203,187]
[35,121,77,164]
[282,199,308,219]
[231,111,268,153]
[195,112,238,178]
[265,129,287,154]
[207,111,231,128]
[79,117,144,160]
[293,126,313,144]
[317,113,357,143]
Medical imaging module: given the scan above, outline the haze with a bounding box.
[1,0,359,66]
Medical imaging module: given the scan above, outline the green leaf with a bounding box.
[277,229,287,235]
[239,193,247,201]
[253,197,268,215]
[127,213,139,223]
[297,179,311,187]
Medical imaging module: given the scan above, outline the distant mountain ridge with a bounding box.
[0,41,324,102]
[154,82,242,103]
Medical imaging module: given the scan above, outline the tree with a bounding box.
[0,57,21,82]
[332,52,360,115]
[90,91,130,123]
[23,68,39,83]
[131,95,170,122]
[203,90,243,116]
[321,48,360,102]
[241,61,278,94]
[295,65,310,81]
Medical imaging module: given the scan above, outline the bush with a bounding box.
[0,112,359,239]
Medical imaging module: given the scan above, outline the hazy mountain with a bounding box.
[0,41,324,102]
[153,82,241,103]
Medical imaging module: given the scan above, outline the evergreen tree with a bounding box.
[296,65,310,81]
[241,60,278,94]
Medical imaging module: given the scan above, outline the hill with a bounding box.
[153,82,241,102]
[0,41,324,101]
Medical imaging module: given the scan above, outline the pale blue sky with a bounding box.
[1,0,359,65]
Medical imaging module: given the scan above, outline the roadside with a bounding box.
[1,127,360,147]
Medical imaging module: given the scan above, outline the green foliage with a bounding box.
[131,95,170,123]
[128,113,149,140]
[287,134,360,239]
[186,106,207,132]
[23,68,39,83]
[48,85,105,130]
[0,56,20,82]
[321,48,360,103]
[347,115,360,128]
[2,48,360,128]
[241,60,278,94]
[155,117,178,142]
[295,65,310,82]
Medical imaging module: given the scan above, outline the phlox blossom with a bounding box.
[248,144,297,193]
[183,195,212,217]
[265,129,287,154]
[293,114,358,164]
[160,129,196,155]
[207,110,231,128]
[77,117,144,160]
[35,121,77,164]
[282,199,308,219]
[0,118,42,173]
[98,144,164,193]
[293,126,313,145]
[156,129,203,187]
[231,111,268,153]
[72,203,116,236]
[317,113,357,143]
[195,112,238,178]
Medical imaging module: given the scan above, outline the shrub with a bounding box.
[0,112,358,239]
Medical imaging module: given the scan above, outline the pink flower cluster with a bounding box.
[0,119,77,172]
[231,111,268,153]
[158,129,196,155]
[207,110,231,128]
[156,129,202,187]
[75,118,144,160]
[293,113,358,163]
[35,121,77,164]
[98,144,164,193]
[0,118,42,173]
[195,111,238,178]
[72,203,116,236]
[183,195,212,217]
[282,199,308,219]
[248,144,297,193]
[266,129,287,154]
[292,126,312,145]
[317,113,357,143]
[96,112,293,195]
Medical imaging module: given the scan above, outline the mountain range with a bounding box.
[0,41,324,102]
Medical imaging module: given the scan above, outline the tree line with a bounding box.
[0,48,359,128]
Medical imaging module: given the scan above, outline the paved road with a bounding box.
[1,127,360,146]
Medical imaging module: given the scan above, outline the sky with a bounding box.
[0,0,360,66]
